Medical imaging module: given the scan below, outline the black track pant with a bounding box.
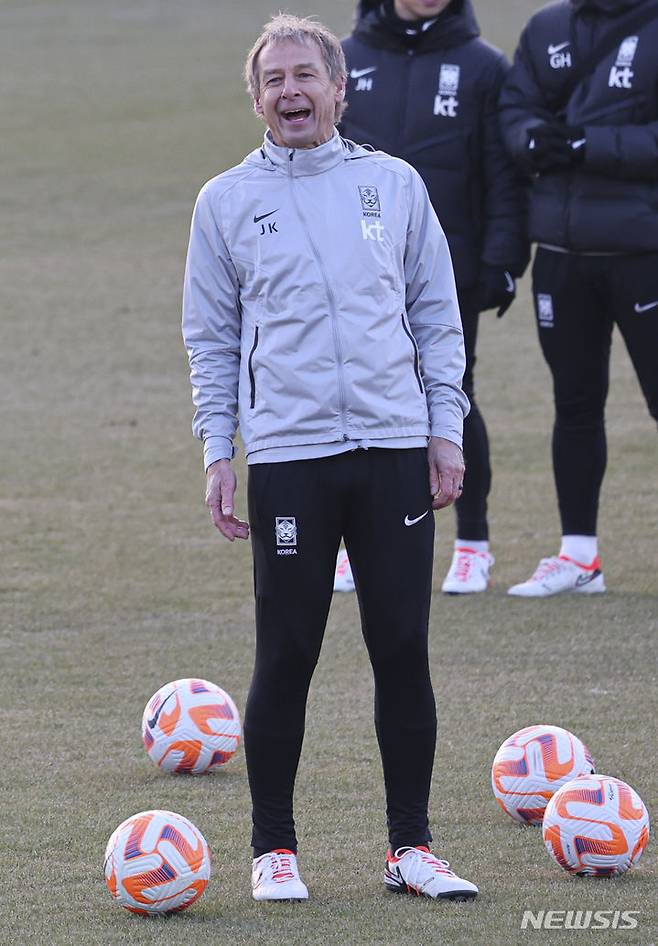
[455,290,491,541]
[533,248,658,535]
[244,448,436,856]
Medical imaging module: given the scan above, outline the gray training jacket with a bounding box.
[182,130,469,469]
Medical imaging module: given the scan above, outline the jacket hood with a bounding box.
[571,0,648,13]
[353,0,480,52]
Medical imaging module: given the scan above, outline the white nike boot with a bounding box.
[508,555,606,597]
[441,546,494,594]
[385,846,478,900]
[251,849,309,901]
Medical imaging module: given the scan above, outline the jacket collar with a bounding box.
[258,129,349,176]
[571,0,646,13]
[354,0,479,52]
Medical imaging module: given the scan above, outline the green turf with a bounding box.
[1,1,656,943]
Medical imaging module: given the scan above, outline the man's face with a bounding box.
[394,0,453,20]
[254,39,345,150]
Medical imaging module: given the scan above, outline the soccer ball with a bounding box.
[142,677,241,774]
[104,809,211,914]
[492,724,595,824]
[543,774,650,876]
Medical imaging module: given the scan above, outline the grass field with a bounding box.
[1,1,656,944]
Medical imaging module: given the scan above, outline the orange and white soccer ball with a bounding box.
[142,678,241,774]
[492,724,595,824]
[543,774,650,876]
[104,809,211,914]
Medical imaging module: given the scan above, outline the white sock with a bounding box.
[559,535,598,564]
[456,539,489,553]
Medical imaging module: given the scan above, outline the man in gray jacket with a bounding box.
[182,13,477,903]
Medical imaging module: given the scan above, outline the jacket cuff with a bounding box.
[581,125,615,174]
[203,436,235,471]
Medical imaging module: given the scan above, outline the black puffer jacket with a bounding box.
[340,0,528,290]
[499,0,658,252]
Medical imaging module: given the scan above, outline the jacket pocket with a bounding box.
[248,325,259,409]
[400,314,424,395]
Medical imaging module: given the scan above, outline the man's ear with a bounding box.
[335,78,346,105]
[254,96,264,118]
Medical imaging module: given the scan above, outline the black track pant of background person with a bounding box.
[455,289,491,542]
[533,248,658,535]
[244,448,437,857]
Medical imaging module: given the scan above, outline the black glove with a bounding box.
[477,265,516,318]
[527,122,586,173]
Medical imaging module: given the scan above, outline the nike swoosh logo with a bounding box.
[548,42,570,54]
[404,511,430,527]
[385,864,406,888]
[253,209,278,224]
[350,66,377,79]
[634,300,658,313]
[146,690,175,729]
[504,272,515,293]
[575,570,599,587]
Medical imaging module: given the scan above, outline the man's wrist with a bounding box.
[430,434,463,451]
[205,457,231,473]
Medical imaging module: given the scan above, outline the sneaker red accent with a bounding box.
[558,554,601,571]
[384,846,478,900]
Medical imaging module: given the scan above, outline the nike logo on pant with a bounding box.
[634,300,658,313]
[404,511,430,526]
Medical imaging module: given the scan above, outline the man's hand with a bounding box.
[527,122,586,173]
[477,265,516,318]
[428,436,465,510]
[205,459,250,542]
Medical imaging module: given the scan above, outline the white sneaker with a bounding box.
[508,555,606,598]
[385,846,478,900]
[251,849,309,901]
[333,548,355,593]
[441,547,494,594]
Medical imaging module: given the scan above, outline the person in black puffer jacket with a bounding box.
[500,0,658,598]
[334,0,529,596]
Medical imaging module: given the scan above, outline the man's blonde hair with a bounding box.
[244,13,347,122]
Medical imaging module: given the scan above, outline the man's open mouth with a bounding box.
[282,108,311,123]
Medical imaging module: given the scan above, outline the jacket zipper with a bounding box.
[400,314,424,394]
[394,53,414,154]
[286,150,349,438]
[248,325,259,408]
